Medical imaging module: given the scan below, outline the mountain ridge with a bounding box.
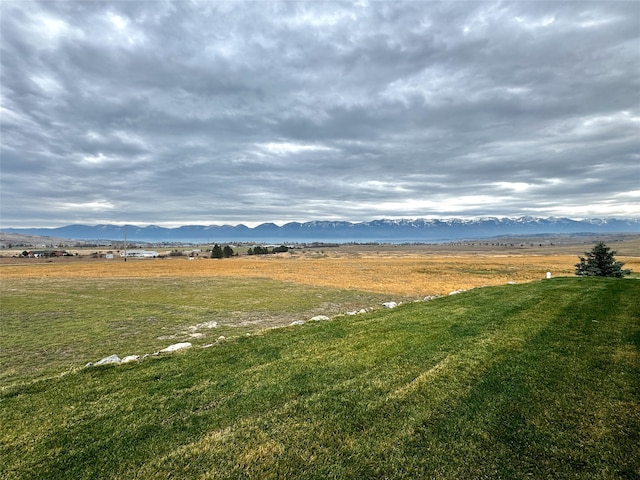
[2,217,639,244]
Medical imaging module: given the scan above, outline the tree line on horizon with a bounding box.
[210,244,289,258]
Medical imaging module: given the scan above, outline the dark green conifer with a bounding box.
[211,244,223,259]
[575,242,631,277]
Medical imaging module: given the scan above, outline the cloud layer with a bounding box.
[2,1,639,227]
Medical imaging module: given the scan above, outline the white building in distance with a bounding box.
[120,250,158,258]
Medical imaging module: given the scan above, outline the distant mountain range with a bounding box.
[3,217,639,244]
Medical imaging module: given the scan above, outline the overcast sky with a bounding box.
[1,1,639,228]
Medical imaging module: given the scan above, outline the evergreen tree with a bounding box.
[211,244,223,259]
[575,242,631,277]
[222,245,234,258]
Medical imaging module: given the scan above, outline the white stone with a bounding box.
[217,335,225,341]
[310,315,330,321]
[290,320,305,326]
[95,354,121,365]
[383,302,398,308]
[159,342,192,353]
[121,355,140,363]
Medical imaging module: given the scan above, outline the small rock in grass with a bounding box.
[159,342,192,353]
[382,302,397,309]
[95,354,121,365]
[290,320,305,326]
[121,355,140,363]
[310,315,330,321]
[217,335,226,341]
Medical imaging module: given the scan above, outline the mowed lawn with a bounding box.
[1,277,638,479]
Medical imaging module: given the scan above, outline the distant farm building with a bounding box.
[120,250,158,258]
[24,250,70,258]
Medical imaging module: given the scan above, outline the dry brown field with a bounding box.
[2,236,638,297]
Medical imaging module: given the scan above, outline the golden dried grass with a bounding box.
[4,252,637,296]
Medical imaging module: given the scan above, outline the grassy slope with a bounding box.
[1,278,639,479]
[0,277,395,387]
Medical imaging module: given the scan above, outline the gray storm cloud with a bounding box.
[1,1,638,227]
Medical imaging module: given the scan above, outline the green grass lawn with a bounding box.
[1,278,638,479]
[0,277,396,387]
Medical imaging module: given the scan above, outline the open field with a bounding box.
[1,238,639,478]
[1,278,639,479]
[0,254,575,296]
[2,247,639,296]
[2,238,638,381]
[1,276,397,388]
